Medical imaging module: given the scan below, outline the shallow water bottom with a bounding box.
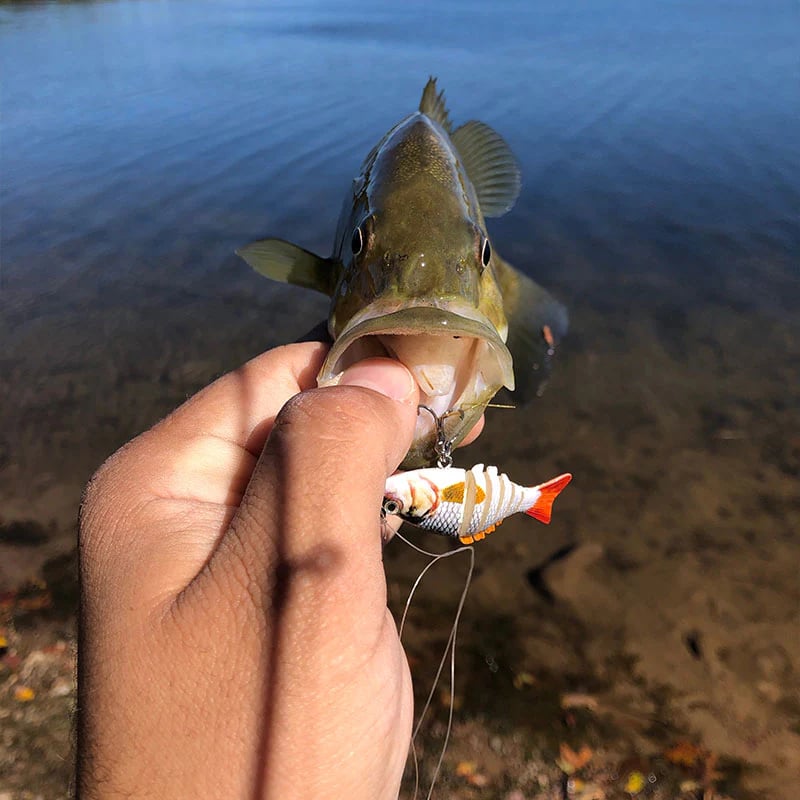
[1,266,798,798]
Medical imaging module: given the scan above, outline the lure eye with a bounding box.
[480,237,492,269]
[351,226,364,256]
[382,497,402,515]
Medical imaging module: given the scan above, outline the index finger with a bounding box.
[159,341,329,456]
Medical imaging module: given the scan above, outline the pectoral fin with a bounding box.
[236,238,337,296]
[493,254,568,403]
[451,121,521,217]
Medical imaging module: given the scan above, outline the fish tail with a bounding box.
[524,473,572,524]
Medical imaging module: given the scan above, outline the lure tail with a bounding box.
[525,473,572,524]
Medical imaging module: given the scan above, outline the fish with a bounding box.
[383,464,572,544]
[238,78,568,468]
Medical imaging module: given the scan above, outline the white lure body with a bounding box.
[383,463,571,544]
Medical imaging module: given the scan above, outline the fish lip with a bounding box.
[319,301,514,390]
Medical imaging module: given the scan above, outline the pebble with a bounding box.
[49,676,73,698]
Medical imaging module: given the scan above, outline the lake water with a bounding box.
[1,1,799,797]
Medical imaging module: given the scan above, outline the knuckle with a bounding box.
[78,435,148,560]
[273,387,391,470]
[277,387,388,441]
[79,453,122,546]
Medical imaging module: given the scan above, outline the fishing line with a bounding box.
[394,530,475,800]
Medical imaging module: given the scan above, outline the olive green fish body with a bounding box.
[238,79,567,467]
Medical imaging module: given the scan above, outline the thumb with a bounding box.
[199,357,419,628]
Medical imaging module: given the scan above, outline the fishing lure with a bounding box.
[383,463,572,544]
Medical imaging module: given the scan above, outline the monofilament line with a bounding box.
[395,531,475,800]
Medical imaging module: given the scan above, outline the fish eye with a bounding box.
[382,497,402,515]
[481,237,492,269]
[351,226,364,256]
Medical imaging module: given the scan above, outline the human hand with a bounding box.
[78,342,451,799]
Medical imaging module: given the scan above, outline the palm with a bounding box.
[80,343,418,798]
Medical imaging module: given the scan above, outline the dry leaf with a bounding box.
[623,770,646,795]
[567,779,606,800]
[14,685,35,702]
[665,740,704,767]
[438,688,463,710]
[456,761,477,777]
[557,743,593,774]
[513,671,537,690]
[702,752,723,785]
[561,692,599,711]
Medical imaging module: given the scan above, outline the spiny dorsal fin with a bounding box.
[492,253,568,403]
[451,120,521,217]
[236,238,336,296]
[419,77,452,133]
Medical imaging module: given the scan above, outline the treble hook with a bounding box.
[417,405,456,469]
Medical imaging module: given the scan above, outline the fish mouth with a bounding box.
[319,301,514,467]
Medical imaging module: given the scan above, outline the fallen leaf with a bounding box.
[702,752,723,785]
[468,773,489,787]
[557,743,593,774]
[664,740,704,767]
[513,671,537,690]
[14,685,35,702]
[624,771,646,795]
[49,677,73,698]
[567,779,606,800]
[438,688,463,710]
[456,761,477,777]
[561,692,599,711]
[2,652,21,670]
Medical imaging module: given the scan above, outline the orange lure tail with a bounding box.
[525,473,572,524]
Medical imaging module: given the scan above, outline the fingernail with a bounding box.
[339,358,416,402]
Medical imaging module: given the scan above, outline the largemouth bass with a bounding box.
[238,79,567,468]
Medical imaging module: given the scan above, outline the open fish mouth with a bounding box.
[318,302,514,467]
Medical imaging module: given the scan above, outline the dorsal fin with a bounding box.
[419,77,452,133]
[451,120,521,217]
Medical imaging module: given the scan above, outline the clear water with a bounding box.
[1,1,799,793]
[2,0,797,309]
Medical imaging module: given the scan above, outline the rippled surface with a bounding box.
[1,2,799,796]
[3,0,798,305]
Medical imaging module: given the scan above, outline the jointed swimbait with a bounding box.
[383,463,571,544]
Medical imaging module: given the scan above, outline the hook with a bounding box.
[417,405,455,469]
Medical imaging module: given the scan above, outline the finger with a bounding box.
[79,342,329,598]
[157,341,328,456]
[459,413,485,447]
[180,358,419,799]
[102,340,326,500]
[196,358,419,639]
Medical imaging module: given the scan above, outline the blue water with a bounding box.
[2,0,798,318]
[2,4,799,793]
